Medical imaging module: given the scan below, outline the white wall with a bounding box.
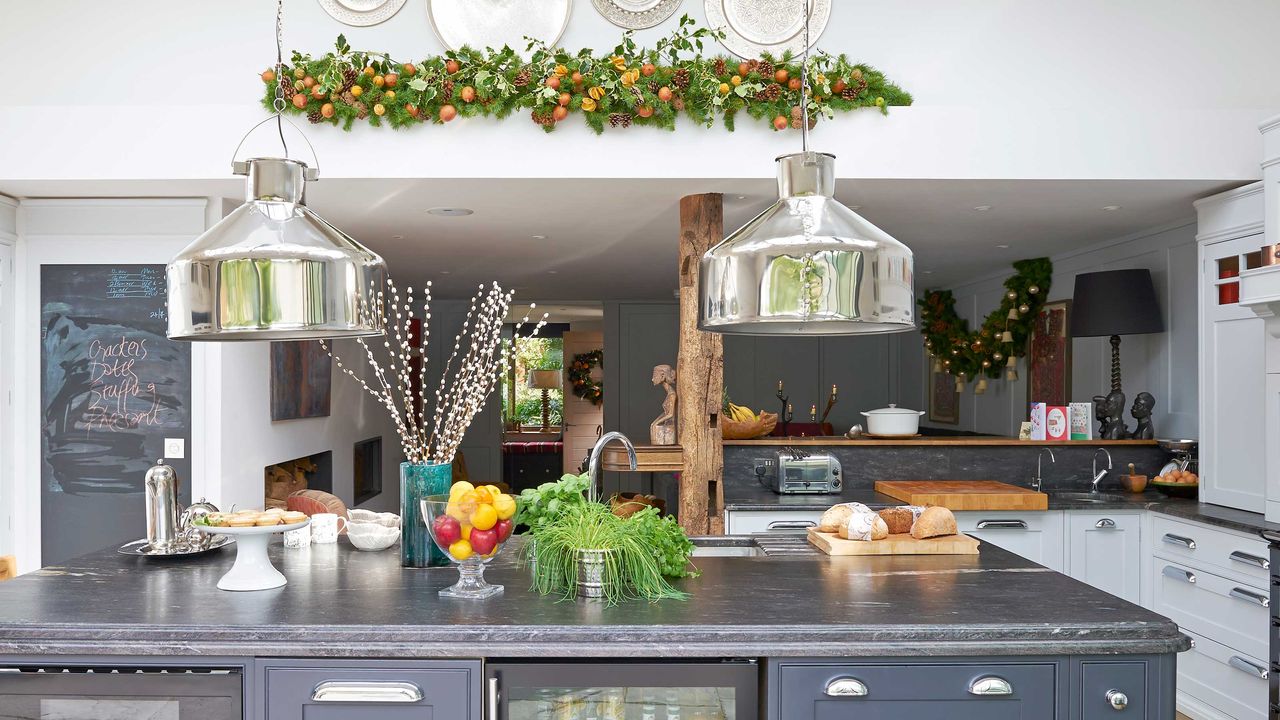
[1,1,1275,185]
[914,219,1200,438]
[0,196,17,559]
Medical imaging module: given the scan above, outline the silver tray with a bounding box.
[705,0,831,59]
[117,535,234,558]
[426,0,572,51]
[318,0,408,27]
[591,0,682,30]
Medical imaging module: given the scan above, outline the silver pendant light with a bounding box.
[698,1,914,336]
[166,0,386,342]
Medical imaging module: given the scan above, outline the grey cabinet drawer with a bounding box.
[261,659,482,720]
[776,662,1056,719]
[1080,662,1146,718]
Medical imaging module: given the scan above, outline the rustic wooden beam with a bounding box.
[676,193,724,535]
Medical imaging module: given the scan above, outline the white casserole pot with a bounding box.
[860,404,925,436]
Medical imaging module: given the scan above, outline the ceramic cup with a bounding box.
[283,524,311,549]
[311,513,347,544]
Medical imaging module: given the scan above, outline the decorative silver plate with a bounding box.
[426,0,572,51]
[318,0,409,27]
[704,0,831,59]
[117,535,233,558]
[590,0,682,30]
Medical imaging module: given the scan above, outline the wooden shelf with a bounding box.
[602,444,684,472]
[723,437,1160,447]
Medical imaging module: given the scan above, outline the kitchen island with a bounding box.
[0,539,1185,718]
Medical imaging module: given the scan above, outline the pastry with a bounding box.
[911,506,957,539]
[877,505,926,534]
[254,514,281,527]
[227,515,256,528]
[282,511,307,524]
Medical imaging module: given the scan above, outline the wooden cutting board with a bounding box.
[807,528,980,555]
[874,480,1048,510]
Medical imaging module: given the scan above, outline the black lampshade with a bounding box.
[1069,269,1164,337]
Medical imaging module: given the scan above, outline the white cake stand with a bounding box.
[195,520,309,591]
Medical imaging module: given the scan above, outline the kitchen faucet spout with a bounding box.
[1091,448,1113,493]
[587,432,636,503]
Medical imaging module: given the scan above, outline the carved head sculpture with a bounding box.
[1092,394,1109,419]
[651,364,675,386]
[1104,390,1126,418]
[1131,391,1155,419]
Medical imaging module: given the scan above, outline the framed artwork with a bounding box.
[928,355,959,424]
[270,340,332,421]
[1028,299,1072,406]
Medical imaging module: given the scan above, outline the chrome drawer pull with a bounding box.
[1162,533,1196,550]
[968,676,1013,696]
[1228,655,1268,680]
[1095,518,1117,529]
[1106,689,1128,710]
[1162,565,1196,584]
[1229,587,1269,607]
[767,520,816,530]
[312,681,424,703]
[1229,550,1269,570]
[824,678,868,697]
[976,520,1029,530]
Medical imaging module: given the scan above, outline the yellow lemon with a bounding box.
[446,501,466,522]
[492,494,516,520]
[482,484,503,498]
[470,504,498,531]
[456,490,479,515]
[449,539,473,561]
[473,487,494,505]
[449,481,475,499]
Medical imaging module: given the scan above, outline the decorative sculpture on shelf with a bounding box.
[1093,390,1129,440]
[1130,392,1156,440]
[649,364,677,446]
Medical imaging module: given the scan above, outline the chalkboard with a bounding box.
[40,265,192,565]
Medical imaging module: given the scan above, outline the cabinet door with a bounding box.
[262,660,481,720]
[725,509,823,534]
[1066,512,1141,603]
[1079,662,1147,719]
[955,511,1065,572]
[1201,233,1267,512]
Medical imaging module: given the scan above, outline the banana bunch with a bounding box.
[726,402,760,423]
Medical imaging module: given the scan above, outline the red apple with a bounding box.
[494,518,513,542]
[470,527,498,555]
[433,514,461,546]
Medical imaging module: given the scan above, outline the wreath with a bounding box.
[568,349,604,405]
[919,258,1053,389]
[262,16,910,135]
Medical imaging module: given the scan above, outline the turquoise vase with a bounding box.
[400,462,451,568]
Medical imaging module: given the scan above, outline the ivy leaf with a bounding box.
[408,77,429,92]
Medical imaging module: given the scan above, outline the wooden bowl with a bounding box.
[1120,475,1148,493]
[721,411,778,440]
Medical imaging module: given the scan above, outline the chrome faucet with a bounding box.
[1031,447,1055,492]
[587,431,637,503]
[1091,448,1113,492]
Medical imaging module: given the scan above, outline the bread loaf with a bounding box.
[910,506,957,539]
[870,515,889,540]
[877,506,926,534]
[818,504,856,533]
[836,503,882,541]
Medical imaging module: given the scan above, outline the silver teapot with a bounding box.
[144,459,220,553]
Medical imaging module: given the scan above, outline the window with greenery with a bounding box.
[502,336,564,428]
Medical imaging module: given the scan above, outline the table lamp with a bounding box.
[528,370,562,431]
[1068,269,1164,393]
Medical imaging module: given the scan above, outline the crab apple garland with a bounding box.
[260,17,911,134]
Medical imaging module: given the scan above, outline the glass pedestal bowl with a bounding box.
[421,493,513,599]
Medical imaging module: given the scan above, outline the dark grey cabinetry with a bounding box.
[259,659,482,720]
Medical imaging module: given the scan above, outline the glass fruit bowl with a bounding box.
[421,484,517,599]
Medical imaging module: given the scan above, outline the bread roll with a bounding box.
[870,515,889,540]
[818,504,854,533]
[877,506,926,534]
[838,504,882,541]
[910,506,957,539]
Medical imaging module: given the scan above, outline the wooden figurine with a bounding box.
[1093,390,1129,440]
[1130,392,1156,440]
[649,364,678,445]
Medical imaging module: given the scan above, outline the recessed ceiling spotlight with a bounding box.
[995,244,1010,249]
[735,195,748,201]
[531,234,547,240]
[973,205,993,212]
[548,270,558,274]
[391,234,404,240]
[439,270,451,274]
[1102,205,1121,211]
[427,207,474,217]
[849,205,862,210]
[922,270,934,275]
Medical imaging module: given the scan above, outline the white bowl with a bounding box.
[347,521,400,551]
[348,509,401,528]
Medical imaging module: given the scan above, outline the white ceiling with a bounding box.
[3,176,1239,300]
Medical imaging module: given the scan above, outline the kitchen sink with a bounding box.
[1051,492,1132,504]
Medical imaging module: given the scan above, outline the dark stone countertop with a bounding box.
[724,477,1278,538]
[0,539,1186,659]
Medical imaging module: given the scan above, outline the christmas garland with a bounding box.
[261,16,911,134]
[919,258,1053,390]
[568,349,604,405]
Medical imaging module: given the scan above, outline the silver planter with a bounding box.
[576,549,612,601]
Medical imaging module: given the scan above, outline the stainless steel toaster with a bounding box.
[754,449,842,494]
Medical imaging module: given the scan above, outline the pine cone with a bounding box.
[441,79,455,101]
[713,57,727,77]
[513,67,532,87]
[648,81,660,93]
[671,68,690,90]
[756,84,782,102]
[530,108,555,127]
[340,68,358,92]
[747,59,759,72]
[354,101,368,120]
[306,109,323,124]
[840,86,859,101]
[340,90,357,104]
[281,82,297,100]
[756,59,774,79]
[608,112,632,128]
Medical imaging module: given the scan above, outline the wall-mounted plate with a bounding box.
[591,0,683,30]
[704,0,831,59]
[426,0,572,51]
[318,0,409,27]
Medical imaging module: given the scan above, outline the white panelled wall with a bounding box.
[916,220,1199,438]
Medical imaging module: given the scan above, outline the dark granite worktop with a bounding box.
[0,540,1186,659]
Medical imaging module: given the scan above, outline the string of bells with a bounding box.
[923,284,1041,395]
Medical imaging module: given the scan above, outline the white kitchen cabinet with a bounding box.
[1196,183,1267,513]
[954,511,1065,572]
[1065,511,1142,603]
[724,509,823,534]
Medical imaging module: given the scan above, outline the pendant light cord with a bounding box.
[273,0,290,158]
[799,0,811,154]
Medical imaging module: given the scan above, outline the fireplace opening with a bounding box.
[264,451,333,509]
